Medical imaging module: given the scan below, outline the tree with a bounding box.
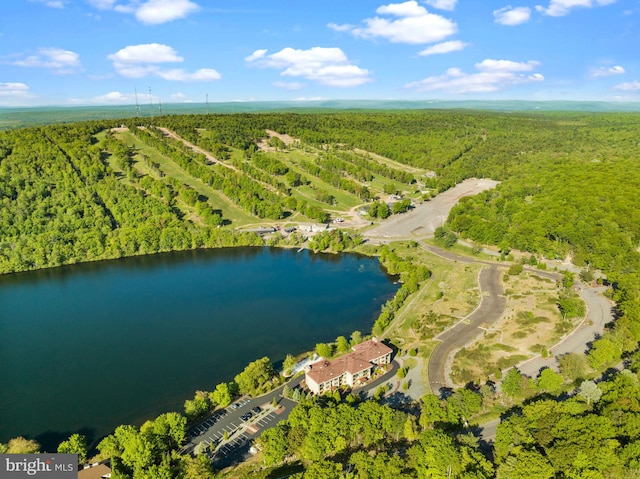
[536,368,564,395]
[419,394,448,428]
[114,424,157,471]
[502,368,523,399]
[562,272,576,289]
[588,337,622,369]
[184,396,209,420]
[447,388,482,421]
[149,412,186,449]
[181,454,216,479]
[497,449,555,479]
[315,342,333,359]
[258,424,290,466]
[57,433,88,463]
[234,356,275,396]
[5,437,40,454]
[210,382,233,407]
[283,354,297,376]
[336,335,350,353]
[577,380,603,405]
[350,330,363,346]
[558,352,590,381]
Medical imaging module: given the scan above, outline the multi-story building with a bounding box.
[305,338,392,395]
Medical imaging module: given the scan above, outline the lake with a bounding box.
[0,247,398,450]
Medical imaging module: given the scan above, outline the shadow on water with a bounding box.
[35,427,97,454]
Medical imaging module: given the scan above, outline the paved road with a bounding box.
[364,179,499,240]
[518,285,614,377]
[479,418,500,442]
[428,265,507,395]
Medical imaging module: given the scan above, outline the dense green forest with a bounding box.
[2,110,640,477]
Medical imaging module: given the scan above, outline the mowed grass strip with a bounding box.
[115,130,256,225]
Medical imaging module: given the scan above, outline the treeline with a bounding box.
[373,244,431,335]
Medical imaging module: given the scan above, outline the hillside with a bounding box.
[2,110,640,478]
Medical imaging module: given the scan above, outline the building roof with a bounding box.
[78,464,111,479]
[306,339,392,386]
[351,338,393,362]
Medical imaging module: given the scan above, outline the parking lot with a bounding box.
[183,377,302,467]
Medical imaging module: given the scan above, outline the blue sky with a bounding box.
[1,0,639,106]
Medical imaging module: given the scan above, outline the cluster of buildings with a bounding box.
[304,338,393,395]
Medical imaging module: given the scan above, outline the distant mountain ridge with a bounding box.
[2,99,639,129]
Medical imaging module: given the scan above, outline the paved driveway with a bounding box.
[428,265,506,395]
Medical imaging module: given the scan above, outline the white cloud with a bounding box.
[614,81,640,91]
[377,1,427,16]
[494,6,532,25]
[108,43,183,64]
[273,81,304,90]
[86,0,199,24]
[107,43,220,82]
[30,0,67,8]
[536,0,617,17]
[337,1,457,44]
[135,0,199,24]
[0,82,31,96]
[327,22,355,32]
[87,0,117,9]
[425,0,457,10]
[0,82,36,105]
[418,40,469,56]
[11,47,81,74]
[406,58,544,93]
[93,91,135,103]
[591,65,625,77]
[156,68,220,81]
[244,49,267,62]
[246,47,372,87]
[476,59,539,72]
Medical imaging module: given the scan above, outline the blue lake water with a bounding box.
[0,247,397,450]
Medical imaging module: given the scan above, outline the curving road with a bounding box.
[517,285,614,377]
[428,265,506,395]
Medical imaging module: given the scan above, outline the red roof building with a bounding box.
[305,338,392,394]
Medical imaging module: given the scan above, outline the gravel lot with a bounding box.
[364,178,499,240]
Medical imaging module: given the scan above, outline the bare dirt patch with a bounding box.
[257,129,297,152]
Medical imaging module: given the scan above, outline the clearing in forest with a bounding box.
[112,129,256,225]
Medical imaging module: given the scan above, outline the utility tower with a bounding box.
[134,87,140,117]
[148,87,153,118]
